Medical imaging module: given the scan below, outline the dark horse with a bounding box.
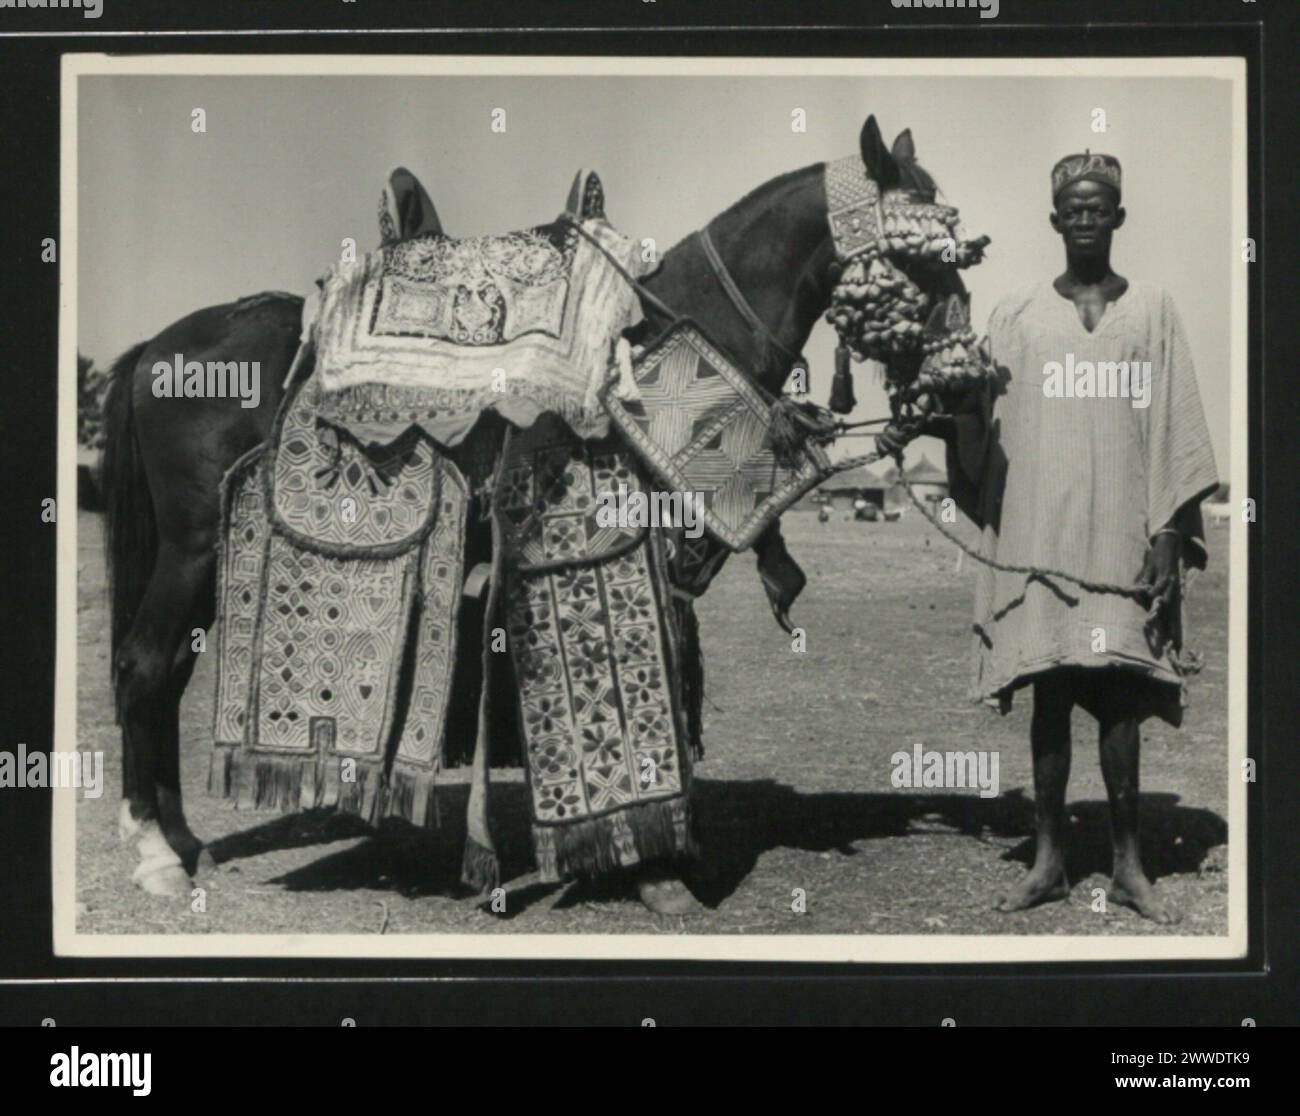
[101,114,966,907]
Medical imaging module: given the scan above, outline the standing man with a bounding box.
[937,152,1220,922]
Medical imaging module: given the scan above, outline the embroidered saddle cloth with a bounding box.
[602,321,835,551]
[500,418,696,881]
[307,171,648,449]
[209,373,467,825]
[210,384,696,882]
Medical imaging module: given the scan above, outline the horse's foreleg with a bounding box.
[115,542,215,896]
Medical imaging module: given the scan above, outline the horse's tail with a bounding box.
[100,340,155,712]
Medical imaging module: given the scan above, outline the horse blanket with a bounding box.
[210,373,466,825]
[603,321,834,550]
[497,417,695,880]
[210,376,696,884]
[305,171,649,449]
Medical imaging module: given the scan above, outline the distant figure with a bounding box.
[818,502,831,525]
[937,151,1219,923]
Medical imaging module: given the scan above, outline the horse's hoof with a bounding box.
[131,825,191,897]
[192,847,218,882]
[637,874,705,916]
[118,802,143,843]
[133,861,192,897]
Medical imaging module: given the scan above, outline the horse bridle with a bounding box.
[562,212,807,378]
[563,212,891,434]
[694,224,806,375]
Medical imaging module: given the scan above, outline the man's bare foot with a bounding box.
[995,866,1070,912]
[637,870,704,915]
[1110,868,1177,924]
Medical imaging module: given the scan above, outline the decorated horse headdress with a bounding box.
[822,117,992,416]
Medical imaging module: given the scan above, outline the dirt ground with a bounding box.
[73,506,1230,939]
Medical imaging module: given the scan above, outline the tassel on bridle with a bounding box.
[764,394,844,469]
[828,344,857,414]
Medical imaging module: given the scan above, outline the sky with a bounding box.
[76,69,1236,471]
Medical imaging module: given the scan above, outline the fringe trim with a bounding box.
[535,796,697,883]
[461,837,501,894]
[382,766,441,829]
[208,745,234,799]
[211,747,422,829]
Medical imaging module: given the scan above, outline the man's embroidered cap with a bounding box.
[1051,151,1122,203]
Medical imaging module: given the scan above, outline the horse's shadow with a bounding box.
[202,777,1227,912]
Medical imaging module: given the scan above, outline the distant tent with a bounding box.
[904,454,947,485]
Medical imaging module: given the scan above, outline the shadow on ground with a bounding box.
[199,777,1227,913]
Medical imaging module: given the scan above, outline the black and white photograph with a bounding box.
[55,54,1247,962]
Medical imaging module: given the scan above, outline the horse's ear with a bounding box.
[566,171,583,215]
[891,129,917,164]
[891,128,939,197]
[860,115,900,190]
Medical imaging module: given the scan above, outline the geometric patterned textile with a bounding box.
[212,452,272,754]
[268,373,439,556]
[824,152,965,264]
[209,389,468,823]
[602,321,834,552]
[669,529,733,599]
[253,532,413,757]
[504,427,693,882]
[212,450,412,772]
[391,476,468,778]
[306,173,648,449]
[824,154,883,261]
[496,416,644,572]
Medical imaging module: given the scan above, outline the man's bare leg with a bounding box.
[997,673,1073,911]
[1098,715,1176,924]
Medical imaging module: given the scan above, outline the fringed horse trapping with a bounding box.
[209,387,698,883]
[210,171,698,887]
[601,320,835,553]
[498,418,697,882]
[821,133,992,421]
[209,372,468,829]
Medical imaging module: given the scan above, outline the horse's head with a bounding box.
[823,115,990,413]
[647,113,987,407]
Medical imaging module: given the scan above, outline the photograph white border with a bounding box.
[54,53,1249,962]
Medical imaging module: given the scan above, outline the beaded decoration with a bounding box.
[822,154,991,403]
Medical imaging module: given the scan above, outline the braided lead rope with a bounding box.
[893,470,1202,678]
[818,442,1202,677]
[896,471,1148,599]
[825,450,888,473]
